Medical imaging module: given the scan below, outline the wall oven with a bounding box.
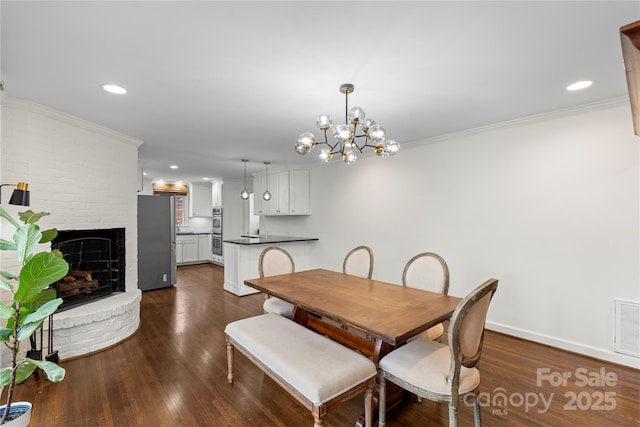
[212,207,222,235]
[212,207,223,261]
[212,233,222,256]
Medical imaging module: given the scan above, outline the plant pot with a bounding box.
[0,402,32,426]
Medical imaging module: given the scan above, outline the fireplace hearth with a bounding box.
[51,228,125,311]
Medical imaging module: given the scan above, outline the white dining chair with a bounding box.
[259,246,295,317]
[402,252,450,341]
[378,278,499,427]
[342,245,374,279]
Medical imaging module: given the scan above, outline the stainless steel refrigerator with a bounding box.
[137,195,177,290]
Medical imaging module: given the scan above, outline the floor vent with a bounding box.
[614,299,639,357]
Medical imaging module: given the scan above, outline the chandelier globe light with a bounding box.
[240,159,249,200]
[295,83,399,164]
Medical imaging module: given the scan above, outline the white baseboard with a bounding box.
[486,321,640,369]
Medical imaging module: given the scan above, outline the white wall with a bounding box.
[263,99,640,367]
[1,96,141,293]
[222,178,247,237]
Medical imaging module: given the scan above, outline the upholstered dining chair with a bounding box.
[260,246,295,317]
[378,278,499,427]
[402,252,450,341]
[342,245,374,279]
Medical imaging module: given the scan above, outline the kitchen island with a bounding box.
[223,235,318,296]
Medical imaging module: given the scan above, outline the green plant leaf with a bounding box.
[21,298,62,325]
[0,367,11,386]
[25,358,65,383]
[39,228,58,243]
[17,319,44,341]
[22,289,57,308]
[14,361,38,385]
[1,271,18,281]
[0,207,20,228]
[15,252,69,302]
[0,238,17,251]
[18,210,50,224]
[14,224,42,264]
[0,327,13,342]
[0,274,15,292]
[0,303,14,320]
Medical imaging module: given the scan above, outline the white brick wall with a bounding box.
[1,95,143,361]
[53,291,141,359]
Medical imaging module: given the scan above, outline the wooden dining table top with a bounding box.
[244,268,462,346]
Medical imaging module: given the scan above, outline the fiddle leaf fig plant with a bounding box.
[0,207,69,424]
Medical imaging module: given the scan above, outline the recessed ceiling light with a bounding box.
[102,84,127,95]
[170,165,178,169]
[203,177,210,180]
[566,80,594,91]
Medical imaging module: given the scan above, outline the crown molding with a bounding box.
[1,94,143,147]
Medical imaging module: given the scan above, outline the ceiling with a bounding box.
[2,1,638,183]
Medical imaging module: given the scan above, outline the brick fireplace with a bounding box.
[1,96,143,361]
[52,228,126,310]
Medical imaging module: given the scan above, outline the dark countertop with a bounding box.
[176,232,213,236]
[224,235,319,245]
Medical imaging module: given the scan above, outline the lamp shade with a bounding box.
[3,182,30,206]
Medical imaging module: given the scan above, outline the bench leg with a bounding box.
[226,335,234,384]
[312,415,324,426]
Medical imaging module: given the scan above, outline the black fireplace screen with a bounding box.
[51,228,125,311]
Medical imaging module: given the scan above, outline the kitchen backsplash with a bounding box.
[178,216,213,234]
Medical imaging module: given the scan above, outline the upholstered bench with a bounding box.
[225,313,376,427]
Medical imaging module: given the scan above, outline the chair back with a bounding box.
[259,246,295,278]
[402,252,450,295]
[342,246,374,279]
[448,278,499,374]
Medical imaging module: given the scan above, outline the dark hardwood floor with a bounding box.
[8,264,639,426]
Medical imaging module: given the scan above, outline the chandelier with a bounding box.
[294,83,399,164]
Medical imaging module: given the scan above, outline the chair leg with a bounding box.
[473,394,482,427]
[225,336,234,384]
[364,381,373,427]
[448,402,458,427]
[379,375,387,427]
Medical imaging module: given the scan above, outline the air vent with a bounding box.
[614,299,639,357]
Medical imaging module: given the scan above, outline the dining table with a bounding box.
[244,268,463,426]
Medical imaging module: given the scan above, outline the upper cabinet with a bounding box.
[253,169,310,216]
[289,169,310,215]
[189,182,213,217]
[212,181,223,207]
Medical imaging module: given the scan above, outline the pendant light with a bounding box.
[240,159,249,200]
[262,162,271,201]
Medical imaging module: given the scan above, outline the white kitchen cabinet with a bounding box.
[252,169,310,216]
[189,182,213,217]
[176,240,183,264]
[212,181,222,207]
[223,240,315,296]
[177,235,198,264]
[290,169,310,215]
[198,234,212,261]
[270,170,290,215]
[253,174,267,215]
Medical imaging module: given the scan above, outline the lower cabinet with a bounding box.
[223,240,314,296]
[198,234,212,261]
[177,234,211,265]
